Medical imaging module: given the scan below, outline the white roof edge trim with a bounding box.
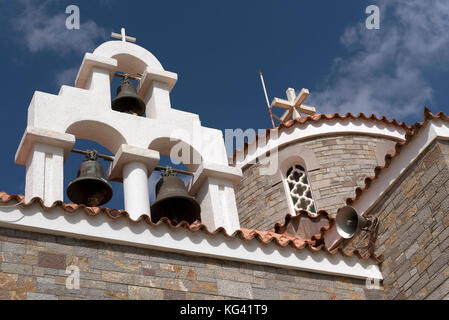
[0,204,382,280]
[353,120,449,216]
[234,119,407,169]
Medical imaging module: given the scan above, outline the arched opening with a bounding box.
[66,120,127,155]
[148,136,203,173]
[63,139,124,210]
[148,137,203,224]
[91,41,170,119]
[93,41,164,73]
[280,156,316,215]
[65,121,127,209]
[111,53,149,78]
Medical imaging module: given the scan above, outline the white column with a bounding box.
[79,67,113,110]
[25,143,65,207]
[137,67,177,120]
[15,127,75,207]
[122,161,150,220]
[188,163,243,234]
[196,177,241,234]
[74,53,117,92]
[107,145,159,220]
[86,68,111,97]
[145,81,171,119]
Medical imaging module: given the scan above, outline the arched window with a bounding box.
[285,164,316,214]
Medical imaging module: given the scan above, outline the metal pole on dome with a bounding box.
[259,70,276,129]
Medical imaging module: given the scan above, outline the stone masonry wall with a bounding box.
[370,139,449,300]
[236,163,290,232]
[236,134,398,231]
[0,227,383,300]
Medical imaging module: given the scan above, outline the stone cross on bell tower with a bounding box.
[111,27,136,43]
[271,88,316,123]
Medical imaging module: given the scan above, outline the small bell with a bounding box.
[111,74,146,116]
[151,168,201,224]
[67,150,113,207]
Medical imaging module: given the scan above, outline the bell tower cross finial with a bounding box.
[111,27,136,43]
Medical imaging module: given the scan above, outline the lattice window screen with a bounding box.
[286,165,316,214]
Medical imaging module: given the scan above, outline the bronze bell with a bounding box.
[67,151,113,207]
[151,168,201,224]
[111,75,146,116]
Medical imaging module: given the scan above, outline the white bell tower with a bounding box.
[15,28,242,234]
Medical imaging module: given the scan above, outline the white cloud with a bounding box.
[14,0,106,55]
[311,0,449,119]
[55,67,78,87]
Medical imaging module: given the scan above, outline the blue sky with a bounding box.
[1,0,448,210]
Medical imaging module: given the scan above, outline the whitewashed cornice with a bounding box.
[233,118,407,169]
[0,203,382,280]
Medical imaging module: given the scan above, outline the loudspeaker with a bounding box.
[336,206,372,239]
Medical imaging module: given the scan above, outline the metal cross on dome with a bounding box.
[271,88,316,123]
[111,27,136,43]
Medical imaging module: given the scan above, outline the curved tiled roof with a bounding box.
[274,211,333,242]
[231,112,410,164]
[346,108,449,206]
[277,112,409,131]
[0,192,378,261]
[273,211,381,262]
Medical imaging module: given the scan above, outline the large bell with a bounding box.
[67,151,113,207]
[151,169,201,224]
[111,75,146,116]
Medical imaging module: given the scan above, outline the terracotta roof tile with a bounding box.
[0,191,378,261]
[346,108,449,206]
[277,112,409,131]
[232,112,410,164]
[274,211,332,242]
[273,211,381,262]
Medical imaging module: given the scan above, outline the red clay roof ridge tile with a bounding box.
[274,210,334,241]
[346,107,449,207]
[231,112,411,164]
[272,210,380,261]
